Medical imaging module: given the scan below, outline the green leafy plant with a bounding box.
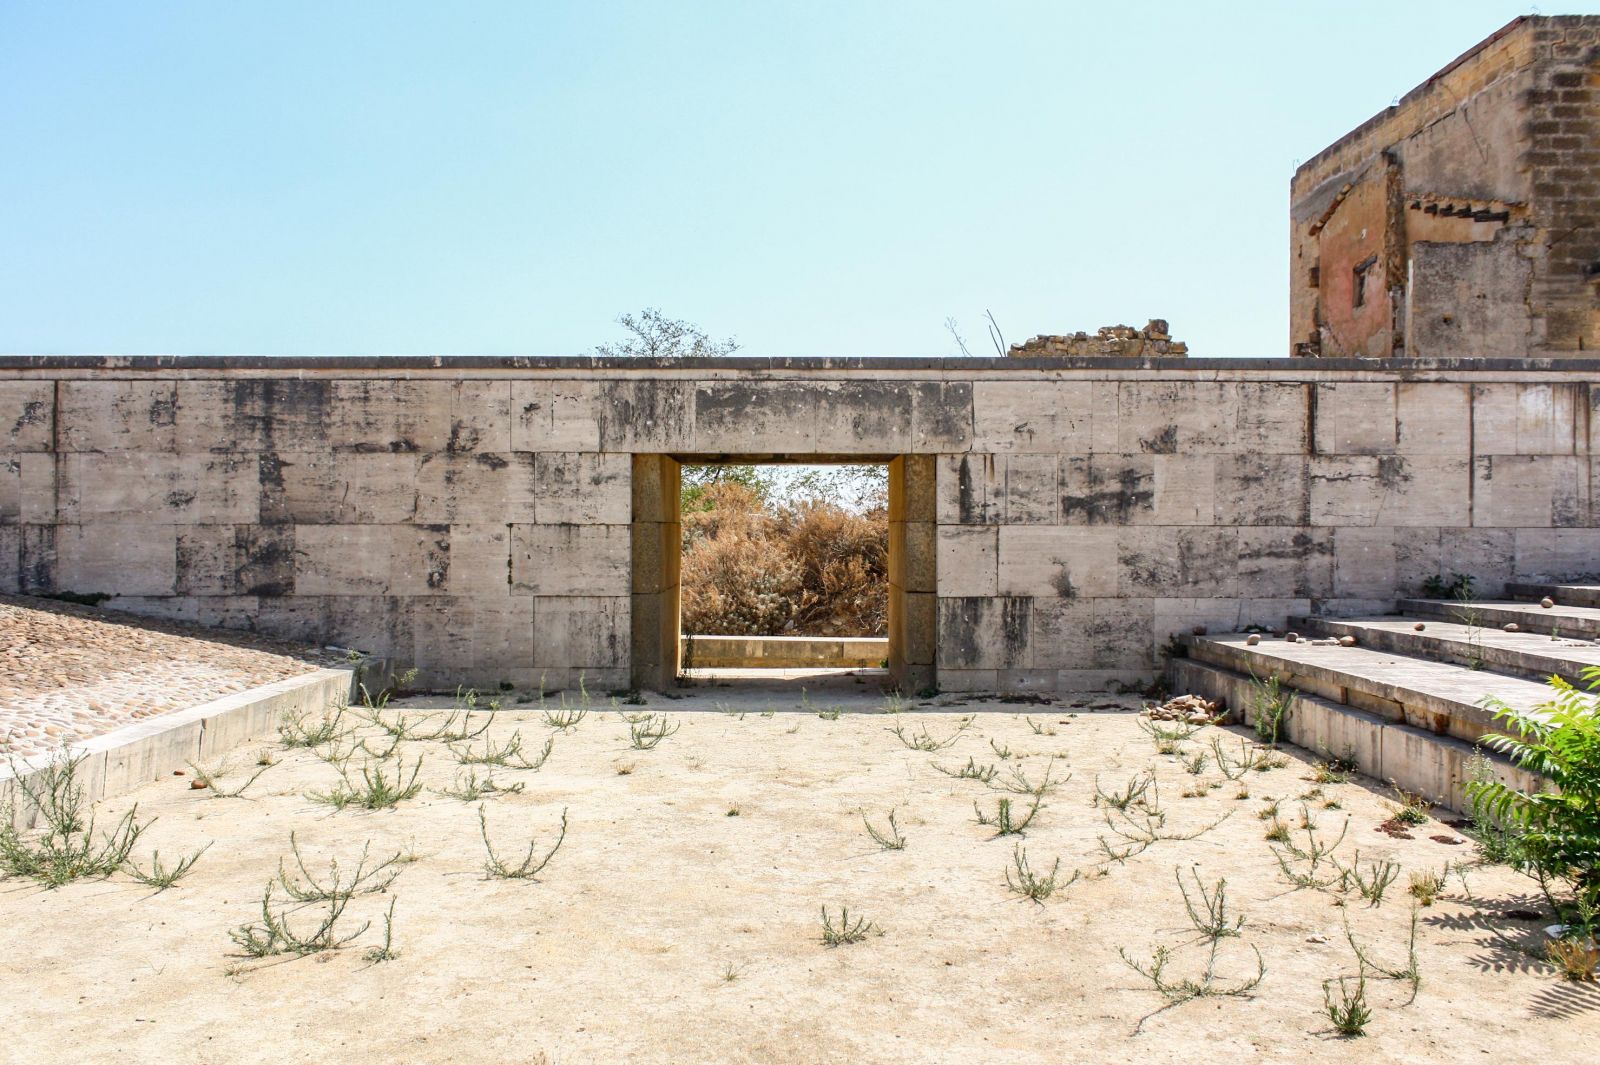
[820,906,881,947]
[479,805,568,881]
[1119,866,1265,1031]
[1249,672,1291,747]
[307,757,425,812]
[1323,975,1372,1037]
[862,809,906,851]
[0,751,149,888]
[1467,665,1600,913]
[629,713,680,750]
[889,719,969,752]
[975,793,1043,838]
[123,843,211,892]
[1005,843,1077,903]
[932,757,998,784]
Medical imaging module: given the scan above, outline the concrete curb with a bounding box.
[681,634,888,669]
[1169,657,1539,813]
[2,666,356,831]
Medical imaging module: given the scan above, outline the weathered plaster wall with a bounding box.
[1290,15,1600,359]
[1,356,1597,694]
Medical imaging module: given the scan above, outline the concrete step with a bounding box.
[1180,632,1553,746]
[1505,582,1600,609]
[1168,657,1539,813]
[1290,614,1600,685]
[1396,598,1600,640]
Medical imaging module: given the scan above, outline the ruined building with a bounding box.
[1291,15,1600,358]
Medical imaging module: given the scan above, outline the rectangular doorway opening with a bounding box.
[630,455,934,696]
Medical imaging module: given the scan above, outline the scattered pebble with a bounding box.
[1246,634,1261,646]
[1285,632,1299,643]
[1144,693,1223,725]
[1413,622,1426,631]
[1337,635,1357,647]
[1540,597,1555,609]
[1504,623,1519,632]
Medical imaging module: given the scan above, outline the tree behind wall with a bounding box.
[680,481,887,638]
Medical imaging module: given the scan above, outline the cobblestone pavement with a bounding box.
[0,595,333,758]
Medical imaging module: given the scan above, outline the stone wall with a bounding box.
[0,356,1596,693]
[1290,15,1600,358]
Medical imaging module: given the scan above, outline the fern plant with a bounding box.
[1467,665,1600,913]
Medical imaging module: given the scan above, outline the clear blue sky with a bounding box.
[2,1,1591,358]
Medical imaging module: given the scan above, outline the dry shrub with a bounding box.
[681,482,886,637]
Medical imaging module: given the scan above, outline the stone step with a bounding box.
[1290,614,1600,685]
[1505,582,1600,609]
[1180,632,1553,747]
[1167,657,1540,813]
[1396,598,1600,640]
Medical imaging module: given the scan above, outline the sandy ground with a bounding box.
[1,672,1595,1064]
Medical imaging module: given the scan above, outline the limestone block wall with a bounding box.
[0,356,1595,694]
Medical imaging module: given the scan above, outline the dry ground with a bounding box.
[2,674,1595,1064]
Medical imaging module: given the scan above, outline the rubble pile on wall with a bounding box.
[1009,320,1188,358]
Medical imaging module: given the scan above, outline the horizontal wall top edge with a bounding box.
[3,354,1600,381]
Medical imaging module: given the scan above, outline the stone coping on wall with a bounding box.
[4,354,1600,378]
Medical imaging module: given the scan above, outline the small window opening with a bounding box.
[1352,255,1377,309]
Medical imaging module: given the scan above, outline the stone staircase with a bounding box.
[1167,582,1600,812]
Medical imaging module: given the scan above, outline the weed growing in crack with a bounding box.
[975,793,1044,838]
[1335,853,1400,905]
[449,732,553,770]
[186,758,273,799]
[820,906,881,947]
[1210,736,1272,780]
[1342,908,1422,1002]
[479,805,568,881]
[1139,717,1201,755]
[1271,812,1350,891]
[1098,791,1233,864]
[992,761,1066,798]
[278,703,352,748]
[123,843,211,892]
[629,714,680,750]
[1249,672,1291,746]
[889,718,970,752]
[1386,785,1432,826]
[1093,771,1154,811]
[438,768,526,801]
[1005,843,1077,903]
[541,703,588,732]
[1178,867,1244,941]
[307,757,425,812]
[932,757,998,784]
[862,809,907,851]
[1549,936,1600,981]
[1323,975,1372,1037]
[230,834,405,960]
[0,751,149,888]
[1026,716,1057,736]
[989,738,1013,760]
[1119,866,1266,1031]
[1182,752,1209,775]
[363,898,400,963]
[275,833,402,902]
[229,881,371,958]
